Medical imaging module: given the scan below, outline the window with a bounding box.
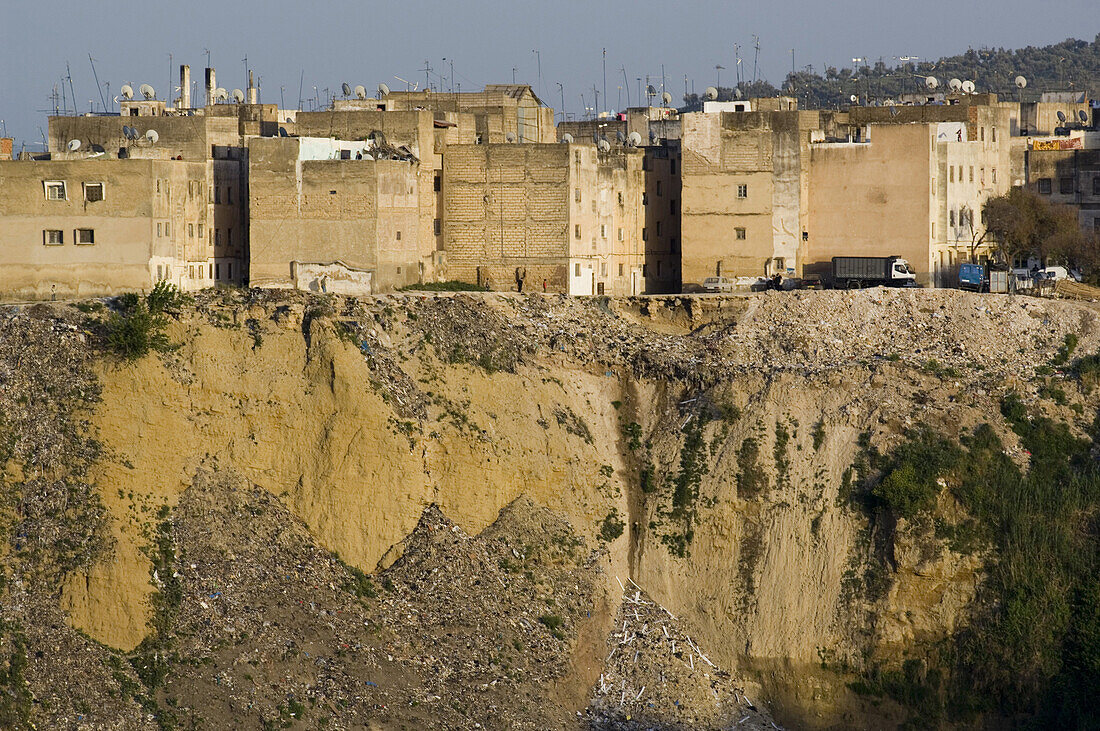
[75,228,94,245]
[575,188,581,203]
[737,184,747,199]
[188,181,194,198]
[1038,178,1052,195]
[642,192,648,206]
[216,263,221,280]
[980,127,985,141]
[83,182,104,202]
[992,127,997,142]
[735,227,746,240]
[215,229,222,246]
[950,210,956,226]
[433,174,441,192]
[215,186,221,204]
[601,262,607,276]
[617,227,623,241]
[198,224,204,239]
[618,263,624,277]
[574,224,581,239]
[950,167,955,183]
[1094,176,1100,196]
[932,222,936,238]
[802,231,809,241]
[339,149,351,160]
[43,229,63,245]
[643,264,648,277]
[165,222,171,236]
[656,221,661,236]
[396,231,401,241]
[958,166,963,182]
[227,263,233,280]
[156,179,161,194]
[618,192,623,207]
[575,262,581,276]
[157,222,163,237]
[157,265,164,281]
[574,150,581,164]
[433,219,441,236]
[969,166,974,182]
[45,181,67,200]
[188,223,194,238]
[1095,217,1100,230]
[226,187,232,204]
[1060,177,1075,195]
[209,263,213,279]
[600,224,606,238]
[226,228,231,245]
[656,181,662,196]
[642,228,648,241]
[774,257,785,271]
[992,168,997,184]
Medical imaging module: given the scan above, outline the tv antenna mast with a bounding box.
[88,54,107,113]
[752,35,761,84]
[621,66,630,108]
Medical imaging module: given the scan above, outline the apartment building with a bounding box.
[1025,131,1100,236]
[441,142,644,294]
[248,136,432,293]
[0,157,209,299]
[376,85,556,144]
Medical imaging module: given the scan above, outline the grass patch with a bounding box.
[599,509,625,542]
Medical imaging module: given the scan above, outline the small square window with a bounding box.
[45,181,67,200]
[575,224,581,239]
[618,263,624,277]
[950,167,955,183]
[617,228,623,241]
[157,222,163,237]
[575,188,581,203]
[43,229,63,245]
[618,192,623,206]
[950,210,956,226]
[165,222,171,237]
[75,228,95,245]
[969,167,974,182]
[737,184,747,199]
[1060,176,1074,195]
[83,182,104,202]
[189,223,194,238]
[198,223,204,239]
[1038,178,1052,195]
[575,263,581,276]
[340,149,351,160]
[434,174,441,192]
[434,219,441,236]
[601,262,607,277]
[735,227,746,240]
[1093,175,1100,196]
[396,231,402,241]
[802,231,809,241]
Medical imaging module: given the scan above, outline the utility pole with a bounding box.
[512,67,517,84]
[532,49,541,98]
[88,54,107,113]
[621,66,631,108]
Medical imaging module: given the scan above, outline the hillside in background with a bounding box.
[683,33,1100,110]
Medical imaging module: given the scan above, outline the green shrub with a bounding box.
[736,437,767,499]
[872,429,960,518]
[599,510,625,542]
[106,302,170,360]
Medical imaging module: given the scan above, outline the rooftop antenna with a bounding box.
[556,82,565,123]
[532,50,541,99]
[734,43,742,85]
[621,66,630,108]
[715,65,724,95]
[422,60,432,91]
[602,48,607,115]
[66,62,77,114]
[752,35,761,84]
[297,70,304,110]
[88,54,107,114]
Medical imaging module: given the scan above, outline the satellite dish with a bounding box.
[925,76,939,89]
[354,84,366,99]
[597,139,611,152]
[734,87,743,99]
[628,131,642,146]
[961,80,975,94]
[139,83,155,100]
[145,129,159,143]
[122,125,135,140]
[341,82,351,97]
[120,84,134,100]
[505,131,516,142]
[649,131,657,143]
[67,139,82,152]
[1079,110,1089,123]
[616,130,626,143]
[231,89,245,103]
[1015,75,1027,89]
[646,85,657,98]
[215,88,228,102]
[1057,111,1067,123]
[561,133,574,144]
[279,127,289,137]
[850,94,859,103]
[948,78,962,92]
[378,83,390,97]
[661,91,673,105]
[704,86,718,100]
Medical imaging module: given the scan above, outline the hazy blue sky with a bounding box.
[1,0,1097,148]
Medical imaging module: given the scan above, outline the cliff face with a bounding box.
[5,288,1098,728]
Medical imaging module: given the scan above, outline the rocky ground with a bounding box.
[1,286,1098,729]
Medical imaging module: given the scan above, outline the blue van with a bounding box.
[958,263,987,291]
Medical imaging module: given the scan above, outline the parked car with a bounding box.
[958,263,988,291]
[701,276,736,292]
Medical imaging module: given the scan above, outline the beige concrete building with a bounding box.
[248,136,432,293]
[807,117,1013,286]
[441,142,644,294]
[0,157,210,299]
[376,85,555,144]
[679,101,843,287]
[1025,131,1100,237]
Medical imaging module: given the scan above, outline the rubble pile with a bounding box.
[714,289,1100,379]
[407,295,537,373]
[586,587,777,731]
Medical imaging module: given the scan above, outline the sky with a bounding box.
[1,0,1097,149]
